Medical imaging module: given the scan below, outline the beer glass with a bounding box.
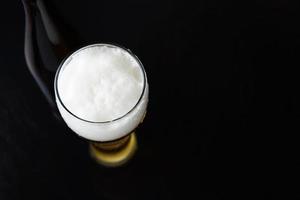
[54,44,149,167]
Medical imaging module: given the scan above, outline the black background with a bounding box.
[1,0,300,199]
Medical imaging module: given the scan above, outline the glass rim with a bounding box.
[54,43,147,124]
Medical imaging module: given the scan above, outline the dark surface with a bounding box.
[0,0,300,199]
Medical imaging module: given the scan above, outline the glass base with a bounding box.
[89,133,137,167]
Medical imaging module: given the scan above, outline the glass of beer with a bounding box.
[54,43,149,167]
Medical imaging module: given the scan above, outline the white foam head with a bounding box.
[55,44,148,142]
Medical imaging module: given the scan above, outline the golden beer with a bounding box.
[54,44,148,167]
[89,132,137,167]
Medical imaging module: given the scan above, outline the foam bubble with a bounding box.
[55,44,148,141]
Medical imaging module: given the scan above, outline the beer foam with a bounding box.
[55,44,148,141]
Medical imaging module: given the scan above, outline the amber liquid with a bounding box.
[89,133,137,167]
[89,108,146,167]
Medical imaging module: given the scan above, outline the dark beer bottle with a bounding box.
[21,0,81,119]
